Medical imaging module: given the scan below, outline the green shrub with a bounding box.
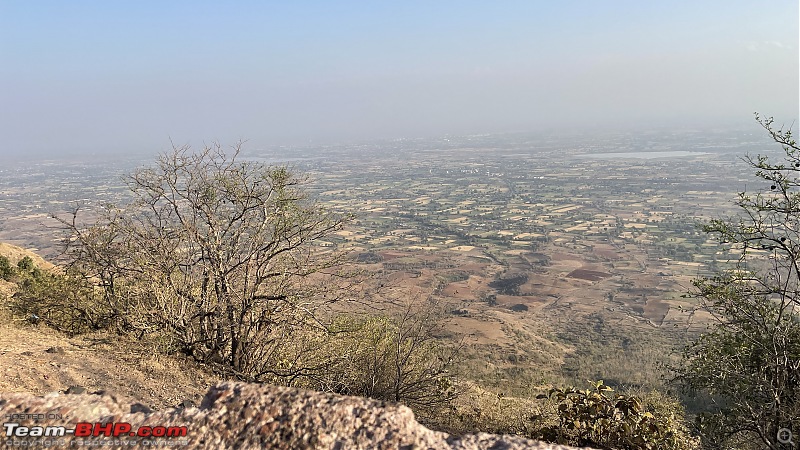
[536,380,699,450]
[10,270,116,335]
[673,115,800,449]
[0,255,14,281]
[16,256,34,271]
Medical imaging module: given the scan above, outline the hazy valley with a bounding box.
[0,128,773,397]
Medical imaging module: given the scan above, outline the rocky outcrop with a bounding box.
[0,382,596,449]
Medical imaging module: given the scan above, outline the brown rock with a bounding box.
[0,382,597,450]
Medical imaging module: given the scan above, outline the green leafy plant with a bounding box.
[0,255,14,281]
[536,380,698,450]
[16,256,34,272]
[10,267,114,335]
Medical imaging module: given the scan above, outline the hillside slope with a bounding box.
[0,322,218,410]
[0,242,219,410]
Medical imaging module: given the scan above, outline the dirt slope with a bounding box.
[0,320,219,410]
[0,242,216,409]
[0,321,219,410]
[0,242,55,270]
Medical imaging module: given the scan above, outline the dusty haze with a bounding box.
[0,1,797,159]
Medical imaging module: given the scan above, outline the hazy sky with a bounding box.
[1,1,797,158]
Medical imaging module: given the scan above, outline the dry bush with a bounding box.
[262,307,459,424]
[438,382,548,436]
[51,143,356,381]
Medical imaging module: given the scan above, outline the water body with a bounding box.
[240,155,324,164]
[582,151,711,159]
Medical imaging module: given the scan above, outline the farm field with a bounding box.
[0,128,775,393]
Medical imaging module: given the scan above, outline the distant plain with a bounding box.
[0,128,778,394]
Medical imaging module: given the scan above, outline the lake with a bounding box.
[581,151,711,159]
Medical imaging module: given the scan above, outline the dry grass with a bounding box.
[434,381,555,437]
[0,320,219,409]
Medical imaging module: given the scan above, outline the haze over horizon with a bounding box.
[1,1,797,159]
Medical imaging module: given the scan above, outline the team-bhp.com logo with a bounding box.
[4,422,187,438]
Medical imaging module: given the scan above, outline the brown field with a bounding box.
[343,232,709,393]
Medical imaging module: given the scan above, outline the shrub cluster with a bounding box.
[1,255,37,281]
[535,381,698,450]
[305,314,457,422]
[10,263,115,335]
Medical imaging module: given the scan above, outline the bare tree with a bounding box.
[55,142,355,381]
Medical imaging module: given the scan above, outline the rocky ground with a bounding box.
[0,382,596,450]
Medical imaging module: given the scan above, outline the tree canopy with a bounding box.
[676,115,800,450]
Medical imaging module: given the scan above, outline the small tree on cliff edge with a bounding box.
[675,115,800,450]
[55,142,356,381]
